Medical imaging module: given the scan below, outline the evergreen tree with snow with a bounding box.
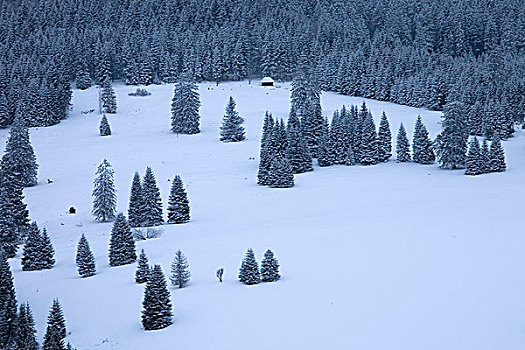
[40,228,55,269]
[128,172,143,227]
[286,108,312,174]
[267,155,295,188]
[345,143,356,166]
[99,114,111,136]
[141,265,172,330]
[171,77,200,134]
[170,250,191,289]
[16,302,39,350]
[377,112,392,162]
[465,137,484,176]
[238,248,260,285]
[21,222,44,271]
[101,80,117,114]
[220,96,245,142]
[396,123,411,162]
[412,116,435,164]
[92,159,117,222]
[435,102,469,169]
[0,186,22,258]
[0,250,17,348]
[135,249,149,284]
[257,112,275,185]
[75,68,91,90]
[141,167,163,227]
[359,112,379,165]
[481,138,491,173]
[42,327,65,350]
[260,249,280,282]
[317,118,334,167]
[167,175,190,224]
[489,135,506,172]
[108,213,136,267]
[0,117,38,187]
[76,234,96,278]
[42,299,66,350]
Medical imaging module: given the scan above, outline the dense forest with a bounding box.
[0,0,524,133]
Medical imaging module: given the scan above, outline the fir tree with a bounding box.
[0,250,17,348]
[127,172,143,227]
[75,68,91,90]
[220,96,245,142]
[108,213,136,267]
[16,302,39,350]
[359,112,379,165]
[40,228,55,269]
[135,249,149,284]
[0,117,38,187]
[329,110,348,164]
[21,222,44,271]
[465,137,484,176]
[99,114,111,136]
[412,116,435,164]
[42,299,66,350]
[238,248,260,285]
[141,167,163,227]
[481,138,491,173]
[286,108,313,174]
[142,265,173,330]
[76,234,96,278]
[257,112,275,185]
[171,77,200,134]
[170,250,191,289]
[396,123,411,162]
[92,159,117,222]
[167,175,190,224]
[42,327,65,350]
[377,112,392,162]
[345,143,356,166]
[489,135,506,172]
[317,117,334,167]
[101,80,117,114]
[435,101,469,169]
[0,190,19,259]
[260,249,280,282]
[267,155,295,188]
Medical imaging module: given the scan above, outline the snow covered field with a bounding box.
[4,81,525,349]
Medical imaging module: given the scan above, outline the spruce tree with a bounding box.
[108,213,137,267]
[257,112,275,185]
[21,222,44,271]
[396,123,411,162]
[435,101,469,169]
[465,137,484,176]
[99,114,111,136]
[141,167,163,227]
[42,299,66,350]
[220,96,245,142]
[329,110,348,164]
[412,116,435,164]
[135,249,149,284]
[0,190,19,258]
[286,108,313,174]
[317,117,334,167]
[267,155,295,188]
[42,327,65,350]
[345,143,356,166]
[171,77,200,134]
[238,248,260,285]
[0,250,17,348]
[167,175,190,224]
[76,234,96,278]
[359,112,379,165]
[377,112,392,162]
[92,159,117,222]
[481,138,491,173]
[0,117,38,187]
[141,265,173,330]
[260,249,280,282]
[101,80,117,114]
[170,250,191,289]
[128,172,143,227]
[40,228,55,269]
[489,135,506,172]
[16,302,39,350]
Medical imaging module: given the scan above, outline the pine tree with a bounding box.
[0,117,38,187]
[76,234,96,278]
[167,175,190,224]
[92,159,117,222]
[238,248,260,285]
[220,96,245,142]
[142,265,172,330]
[435,101,469,169]
[267,155,295,188]
[141,167,163,227]
[412,116,435,164]
[377,112,392,162]
[489,135,506,172]
[21,222,44,271]
[359,112,379,165]
[16,302,39,350]
[108,213,136,267]
[257,112,275,185]
[99,114,111,136]
[170,250,191,289]
[465,137,484,176]
[0,250,17,348]
[260,249,280,282]
[42,299,66,350]
[40,228,55,269]
[396,123,411,162]
[171,77,200,134]
[135,249,149,284]
[481,138,491,173]
[101,80,117,114]
[128,172,143,227]
[286,108,313,173]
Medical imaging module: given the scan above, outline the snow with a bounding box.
[4,81,525,349]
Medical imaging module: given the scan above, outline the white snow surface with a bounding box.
[4,81,525,350]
